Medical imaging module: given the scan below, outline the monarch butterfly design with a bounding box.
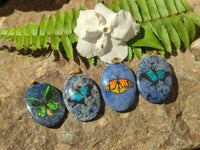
[104,78,134,93]
[26,85,59,117]
[68,85,89,106]
[139,70,170,90]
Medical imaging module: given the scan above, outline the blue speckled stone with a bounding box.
[25,83,65,127]
[63,74,101,121]
[101,63,137,111]
[136,55,173,103]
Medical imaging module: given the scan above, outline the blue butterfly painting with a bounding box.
[68,86,89,105]
[139,70,170,90]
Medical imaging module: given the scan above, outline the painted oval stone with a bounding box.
[101,63,137,111]
[136,55,173,103]
[63,74,101,121]
[25,82,66,127]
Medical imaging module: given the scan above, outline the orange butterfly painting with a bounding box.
[103,78,134,93]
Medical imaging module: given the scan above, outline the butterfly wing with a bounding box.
[37,106,46,117]
[47,101,59,110]
[69,91,84,102]
[80,86,89,96]
[146,71,157,82]
[45,85,56,103]
[26,97,44,109]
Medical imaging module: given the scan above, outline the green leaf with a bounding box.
[127,46,133,61]
[119,0,130,12]
[60,35,73,59]
[32,36,40,51]
[105,3,113,10]
[112,1,120,13]
[155,0,169,17]
[163,0,178,15]
[127,0,142,22]
[182,14,196,42]
[151,19,172,52]
[0,29,8,38]
[128,26,164,50]
[174,0,186,13]
[133,47,142,59]
[171,16,190,48]
[16,36,24,50]
[47,15,56,35]
[72,8,79,31]
[40,35,48,48]
[143,22,159,37]
[39,14,47,35]
[50,35,59,50]
[180,0,191,10]
[158,50,165,56]
[26,21,38,36]
[88,57,95,64]
[55,11,64,35]
[7,28,16,41]
[146,0,160,19]
[137,0,151,21]
[69,34,78,43]
[185,11,200,27]
[80,6,86,11]
[64,10,72,35]
[162,18,181,48]
[16,25,25,35]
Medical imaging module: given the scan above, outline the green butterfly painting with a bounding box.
[26,85,59,117]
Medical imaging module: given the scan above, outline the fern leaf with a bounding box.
[16,25,25,35]
[151,19,172,52]
[155,0,169,17]
[64,10,72,34]
[185,11,200,27]
[39,14,47,35]
[182,14,196,42]
[174,0,186,13]
[146,0,160,19]
[0,28,8,39]
[7,28,16,41]
[55,11,64,35]
[181,0,191,10]
[69,34,78,43]
[40,35,48,48]
[143,22,159,37]
[112,1,120,13]
[16,37,24,50]
[88,57,95,64]
[119,0,130,12]
[127,46,133,61]
[137,0,151,21]
[47,15,56,35]
[171,16,190,48]
[32,36,40,51]
[50,35,59,50]
[162,18,181,48]
[60,35,73,59]
[72,8,79,31]
[133,47,142,59]
[163,0,177,15]
[105,3,113,10]
[129,25,164,50]
[127,0,142,22]
[158,50,165,56]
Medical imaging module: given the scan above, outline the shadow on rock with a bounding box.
[0,0,70,17]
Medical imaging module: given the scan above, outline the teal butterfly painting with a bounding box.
[68,86,89,105]
[26,85,59,117]
[139,70,170,90]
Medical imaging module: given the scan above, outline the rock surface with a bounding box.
[0,0,200,149]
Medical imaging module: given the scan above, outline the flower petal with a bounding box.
[111,10,140,41]
[95,3,114,20]
[94,33,109,56]
[74,10,100,37]
[99,39,128,64]
[76,38,95,58]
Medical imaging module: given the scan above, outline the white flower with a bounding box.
[74,3,140,63]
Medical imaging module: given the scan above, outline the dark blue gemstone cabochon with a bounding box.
[25,83,66,127]
[101,63,137,111]
[63,74,101,121]
[136,55,173,103]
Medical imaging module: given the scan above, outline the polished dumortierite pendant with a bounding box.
[63,74,101,121]
[136,55,173,103]
[101,62,137,111]
[25,81,65,127]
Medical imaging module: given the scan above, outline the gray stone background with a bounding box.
[0,0,200,149]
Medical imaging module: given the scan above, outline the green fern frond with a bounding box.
[105,0,200,59]
[0,7,80,59]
